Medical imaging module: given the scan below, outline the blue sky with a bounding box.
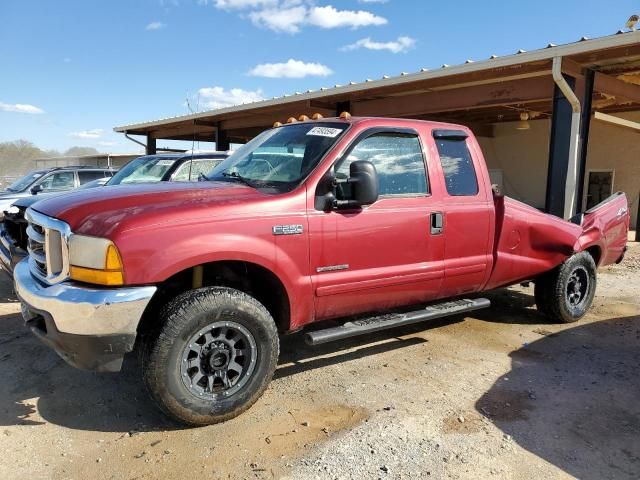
[0,0,637,153]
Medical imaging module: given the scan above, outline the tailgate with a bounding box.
[581,192,630,266]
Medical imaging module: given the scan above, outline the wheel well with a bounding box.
[138,261,291,336]
[585,246,601,266]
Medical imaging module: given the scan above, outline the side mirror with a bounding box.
[349,160,378,206]
[30,184,43,195]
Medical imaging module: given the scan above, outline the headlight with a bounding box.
[68,234,124,286]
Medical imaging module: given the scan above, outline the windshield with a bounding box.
[7,171,46,192]
[207,122,348,193]
[108,156,177,185]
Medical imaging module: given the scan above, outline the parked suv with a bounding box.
[0,166,116,218]
[0,152,228,274]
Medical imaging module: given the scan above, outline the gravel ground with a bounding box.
[0,244,638,480]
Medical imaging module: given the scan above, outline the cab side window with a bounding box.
[173,159,223,182]
[336,133,428,197]
[435,138,479,196]
[38,171,75,191]
[172,161,193,182]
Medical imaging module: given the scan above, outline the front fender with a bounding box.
[116,225,313,329]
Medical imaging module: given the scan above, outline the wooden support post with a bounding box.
[146,135,156,155]
[546,76,577,217]
[576,69,594,213]
[336,101,351,117]
[215,127,230,151]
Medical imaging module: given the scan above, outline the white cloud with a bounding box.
[98,141,118,147]
[197,86,264,109]
[0,102,44,114]
[212,0,277,9]
[249,59,333,78]
[307,5,387,29]
[342,36,415,53]
[249,6,307,33]
[145,21,166,30]
[203,0,387,33]
[69,129,104,139]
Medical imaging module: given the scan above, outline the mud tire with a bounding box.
[534,252,597,323]
[142,287,279,426]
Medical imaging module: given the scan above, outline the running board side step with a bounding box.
[305,298,491,346]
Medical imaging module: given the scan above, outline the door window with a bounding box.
[38,171,75,191]
[435,138,479,196]
[336,133,428,197]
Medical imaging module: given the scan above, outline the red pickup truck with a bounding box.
[14,116,629,425]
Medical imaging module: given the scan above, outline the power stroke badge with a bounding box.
[272,224,304,236]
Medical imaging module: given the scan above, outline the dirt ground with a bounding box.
[0,245,638,480]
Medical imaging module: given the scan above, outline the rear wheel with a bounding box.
[142,287,279,426]
[534,252,597,323]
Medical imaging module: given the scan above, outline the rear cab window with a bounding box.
[433,130,479,196]
[78,170,109,185]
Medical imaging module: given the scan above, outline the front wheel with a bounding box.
[142,287,279,426]
[534,251,597,323]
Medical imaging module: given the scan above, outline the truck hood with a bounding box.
[32,181,268,237]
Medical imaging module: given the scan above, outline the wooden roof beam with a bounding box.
[594,71,640,104]
[593,111,640,132]
[352,76,555,117]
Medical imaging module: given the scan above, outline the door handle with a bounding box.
[431,212,444,235]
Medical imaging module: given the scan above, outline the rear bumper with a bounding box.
[14,260,157,372]
[0,223,26,277]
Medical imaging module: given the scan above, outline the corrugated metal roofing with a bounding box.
[114,30,640,133]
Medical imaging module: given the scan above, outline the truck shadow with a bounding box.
[475,314,640,479]
[0,308,444,433]
[469,288,548,325]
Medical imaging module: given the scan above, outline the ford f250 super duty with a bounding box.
[13,116,629,425]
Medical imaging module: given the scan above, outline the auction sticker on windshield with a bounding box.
[306,127,343,138]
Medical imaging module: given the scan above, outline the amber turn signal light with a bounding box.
[339,111,351,120]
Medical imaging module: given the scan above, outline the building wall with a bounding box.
[478,111,639,230]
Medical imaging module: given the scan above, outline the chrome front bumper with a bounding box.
[14,259,157,336]
[14,259,157,371]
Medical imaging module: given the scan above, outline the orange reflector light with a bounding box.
[273,121,282,127]
[286,117,297,123]
[312,113,324,120]
[298,115,309,121]
[339,111,352,120]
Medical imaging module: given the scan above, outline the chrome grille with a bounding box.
[25,208,71,285]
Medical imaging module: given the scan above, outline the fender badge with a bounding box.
[316,264,349,273]
[272,224,303,236]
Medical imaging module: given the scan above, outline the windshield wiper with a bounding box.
[221,171,255,188]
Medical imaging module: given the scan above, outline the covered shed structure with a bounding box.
[115,32,640,234]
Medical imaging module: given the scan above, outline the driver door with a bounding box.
[307,128,445,320]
